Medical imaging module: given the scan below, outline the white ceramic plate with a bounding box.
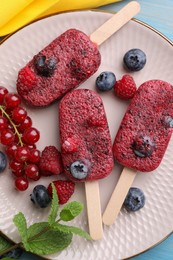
[0,10,173,260]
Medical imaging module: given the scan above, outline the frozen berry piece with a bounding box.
[162,115,173,128]
[124,187,145,212]
[114,74,137,100]
[34,55,57,77]
[69,159,91,180]
[39,146,63,176]
[0,151,7,172]
[30,185,51,208]
[132,134,155,158]
[123,48,146,71]
[62,136,79,153]
[17,67,36,91]
[47,180,75,204]
[96,71,116,91]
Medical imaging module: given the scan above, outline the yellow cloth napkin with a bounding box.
[0,0,122,36]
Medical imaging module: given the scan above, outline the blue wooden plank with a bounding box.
[99,0,173,41]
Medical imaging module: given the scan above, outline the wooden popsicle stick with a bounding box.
[85,181,103,240]
[102,167,136,226]
[84,2,140,240]
[90,1,140,46]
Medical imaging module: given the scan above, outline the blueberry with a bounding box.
[163,115,173,128]
[123,49,146,71]
[35,54,57,76]
[0,151,7,172]
[124,187,145,212]
[1,247,23,259]
[70,160,91,180]
[132,135,155,157]
[30,185,51,208]
[96,71,116,91]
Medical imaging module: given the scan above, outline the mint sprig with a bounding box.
[0,183,91,257]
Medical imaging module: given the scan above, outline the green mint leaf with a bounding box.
[52,223,91,240]
[26,222,72,255]
[48,183,59,226]
[13,212,27,245]
[27,222,49,239]
[60,201,83,221]
[0,235,12,253]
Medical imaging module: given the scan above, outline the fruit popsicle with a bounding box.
[59,89,114,182]
[59,89,114,240]
[103,79,173,225]
[17,29,101,107]
[16,1,140,107]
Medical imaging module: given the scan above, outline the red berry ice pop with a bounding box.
[103,80,173,225]
[59,89,114,240]
[16,1,140,107]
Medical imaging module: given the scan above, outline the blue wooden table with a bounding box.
[2,0,173,259]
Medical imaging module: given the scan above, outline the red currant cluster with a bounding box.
[0,86,40,191]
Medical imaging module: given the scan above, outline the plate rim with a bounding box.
[0,9,173,260]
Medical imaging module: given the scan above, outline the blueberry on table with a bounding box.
[96,71,116,91]
[124,187,145,212]
[30,184,51,208]
[0,151,7,172]
[123,48,146,71]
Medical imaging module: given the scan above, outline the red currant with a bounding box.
[0,86,8,104]
[0,129,15,145]
[15,177,29,191]
[12,169,24,177]
[0,116,8,130]
[22,127,40,144]
[25,164,40,181]
[9,159,24,171]
[28,149,40,163]
[27,144,36,149]
[11,107,27,123]
[6,143,18,158]
[14,146,30,162]
[18,116,32,132]
[4,93,21,110]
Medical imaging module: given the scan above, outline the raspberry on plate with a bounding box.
[114,74,137,100]
[39,145,63,176]
[47,180,75,204]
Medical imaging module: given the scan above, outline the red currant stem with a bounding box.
[0,105,23,146]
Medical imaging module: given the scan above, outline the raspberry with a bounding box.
[114,74,137,100]
[39,146,63,176]
[17,67,36,92]
[47,180,75,204]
